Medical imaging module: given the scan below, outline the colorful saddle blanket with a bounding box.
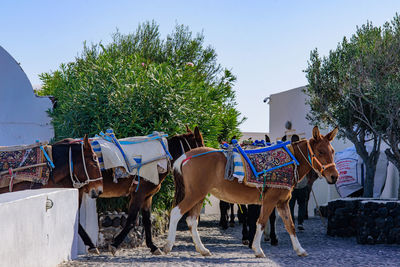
[0,143,50,189]
[226,142,297,190]
[244,147,296,190]
[91,130,170,185]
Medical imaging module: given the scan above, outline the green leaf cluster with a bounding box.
[305,14,400,197]
[39,22,244,147]
[39,21,245,210]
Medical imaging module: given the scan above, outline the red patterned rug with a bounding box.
[244,147,295,190]
[0,144,50,188]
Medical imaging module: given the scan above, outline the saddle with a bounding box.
[91,129,171,185]
[0,142,51,190]
[224,140,298,190]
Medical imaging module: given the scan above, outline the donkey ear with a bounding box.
[194,126,204,144]
[325,127,339,142]
[83,134,90,149]
[186,125,192,133]
[312,126,322,141]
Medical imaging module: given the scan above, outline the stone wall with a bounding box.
[98,210,169,249]
[357,200,400,244]
[325,198,400,245]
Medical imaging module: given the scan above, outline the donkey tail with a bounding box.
[173,154,186,206]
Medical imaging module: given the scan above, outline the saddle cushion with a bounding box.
[91,134,169,185]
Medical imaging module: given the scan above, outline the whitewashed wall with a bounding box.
[0,188,79,267]
[0,45,53,146]
[78,193,99,254]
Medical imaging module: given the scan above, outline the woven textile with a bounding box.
[0,144,50,188]
[243,147,295,190]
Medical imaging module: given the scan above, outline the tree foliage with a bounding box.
[306,14,400,198]
[304,21,384,197]
[39,22,244,147]
[39,22,245,210]
[348,15,400,197]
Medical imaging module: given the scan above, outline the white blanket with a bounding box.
[92,133,169,185]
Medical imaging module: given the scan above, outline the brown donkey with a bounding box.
[82,126,205,255]
[0,135,104,252]
[0,135,103,197]
[163,126,338,258]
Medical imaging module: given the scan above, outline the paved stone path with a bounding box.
[60,215,400,267]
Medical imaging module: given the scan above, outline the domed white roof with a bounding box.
[0,46,53,145]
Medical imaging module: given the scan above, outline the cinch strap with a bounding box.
[39,145,55,168]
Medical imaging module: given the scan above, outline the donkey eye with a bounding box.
[92,155,97,161]
[318,150,325,154]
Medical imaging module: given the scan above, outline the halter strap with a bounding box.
[69,143,103,189]
[301,141,335,176]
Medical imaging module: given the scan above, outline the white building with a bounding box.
[0,45,53,146]
[268,86,398,215]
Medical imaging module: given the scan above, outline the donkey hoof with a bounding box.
[152,248,163,255]
[109,245,117,256]
[242,239,250,245]
[297,249,308,257]
[163,243,172,254]
[88,247,100,255]
[271,239,278,246]
[200,249,212,256]
[255,252,266,258]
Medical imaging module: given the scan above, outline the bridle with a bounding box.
[69,143,103,189]
[179,136,199,155]
[296,140,336,178]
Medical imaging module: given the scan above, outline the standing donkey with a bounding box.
[163,126,338,257]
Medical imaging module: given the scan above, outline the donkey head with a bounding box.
[168,126,205,163]
[80,135,103,197]
[309,126,339,184]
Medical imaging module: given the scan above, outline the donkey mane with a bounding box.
[51,139,88,168]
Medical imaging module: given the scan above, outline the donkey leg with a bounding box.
[78,223,100,254]
[163,205,184,254]
[248,204,261,249]
[269,208,278,246]
[142,196,162,255]
[163,194,205,254]
[219,200,228,229]
[229,203,235,227]
[186,199,211,256]
[252,204,273,258]
[110,194,144,255]
[241,205,250,245]
[276,201,307,257]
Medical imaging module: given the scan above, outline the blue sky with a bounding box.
[2,1,400,132]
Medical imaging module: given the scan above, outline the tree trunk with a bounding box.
[363,164,376,198]
[384,149,400,199]
[344,129,381,198]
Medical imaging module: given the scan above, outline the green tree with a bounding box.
[304,22,384,197]
[347,15,400,197]
[39,21,245,209]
